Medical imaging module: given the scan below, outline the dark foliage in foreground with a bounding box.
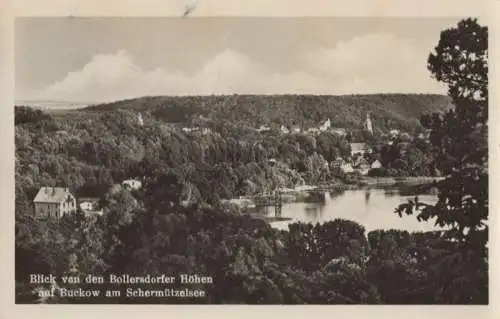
[15,200,483,304]
[396,17,488,303]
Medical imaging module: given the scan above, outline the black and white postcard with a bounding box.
[3,0,496,318]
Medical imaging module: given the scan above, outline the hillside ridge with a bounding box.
[78,93,453,133]
[15,93,453,133]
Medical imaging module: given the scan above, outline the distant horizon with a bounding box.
[15,92,451,108]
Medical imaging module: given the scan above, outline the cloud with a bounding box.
[301,33,447,94]
[32,33,447,103]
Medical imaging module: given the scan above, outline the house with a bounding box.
[354,157,369,167]
[389,129,400,138]
[182,127,199,133]
[291,125,301,133]
[417,129,432,141]
[33,187,76,219]
[319,119,331,132]
[79,197,103,216]
[330,157,344,169]
[306,128,320,135]
[331,157,354,173]
[122,179,142,190]
[280,125,290,134]
[257,125,271,132]
[353,157,371,175]
[371,159,383,169]
[200,127,212,135]
[331,128,347,136]
[341,161,354,173]
[350,142,371,156]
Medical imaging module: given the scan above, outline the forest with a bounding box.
[83,93,452,135]
[15,18,488,304]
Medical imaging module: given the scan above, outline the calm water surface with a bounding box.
[265,187,441,233]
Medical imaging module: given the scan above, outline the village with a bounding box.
[180,111,430,175]
[31,111,431,221]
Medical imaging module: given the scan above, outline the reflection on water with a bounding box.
[304,205,323,220]
[364,190,371,204]
[266,187,440,233]
[383,188,400,198]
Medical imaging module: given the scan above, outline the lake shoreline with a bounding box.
[239,176,443,224]
[240,176,442,207]
[359,176,444,187]
[244,176,443,226]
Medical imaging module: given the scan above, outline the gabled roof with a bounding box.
[33,187,72,203]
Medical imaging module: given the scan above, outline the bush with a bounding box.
[367,168,389,177]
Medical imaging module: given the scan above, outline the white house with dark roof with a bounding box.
[33,187,76,219]
[79,197,103,216]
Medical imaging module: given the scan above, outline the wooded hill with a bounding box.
[15,93,451,207]
[80,93,453,134]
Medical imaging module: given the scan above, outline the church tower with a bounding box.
[138,113,144,126]
[364,112,373,134]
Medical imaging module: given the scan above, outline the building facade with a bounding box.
[33,187,77,219]
[122,179,143,190]
[79,197,103,216]
[350,142,371,156]
[331,157,355,174]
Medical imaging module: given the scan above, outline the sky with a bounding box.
[15,17,463,103]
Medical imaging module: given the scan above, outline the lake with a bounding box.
[265,186,441,233]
